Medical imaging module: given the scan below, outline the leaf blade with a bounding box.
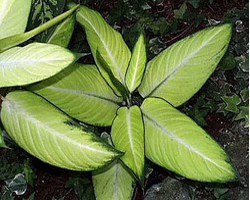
[125,34,147,93]
[139,24,232,106]
[71,3,131,94]
[47,15,75,48]
[111,106,145,184]
[1,91,121,171]
[93,133,135,200]
[29,64,122,126]
[0,5,79,52]
[0,43,77,88]
[0,0,31,40]
[141,97,237,182]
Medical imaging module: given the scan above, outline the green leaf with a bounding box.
[93,133,135,200]
[125,34,147,93]
[188,0,201,8]
[5,173,27,195]
[26,0,66,42]
[174,3,187,19]
[141,97,237,182]
[23,159,36,187]
[139,24,232,107]
[0,129,7,148]
[219,52,236,70]
[240,88,249,102]
[96,50,129,99]
[66,175,95,200]
[1,91,122,171]
[0,43,78,88]
[235,106,249,127]
[29,64,122,127]
[222,94,242,113]
[0,0,32,40]
[69,3,131,94]
[0,5,79,53]
[111,106,145,184]
[47,15,75,48]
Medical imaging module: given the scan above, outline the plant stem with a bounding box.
[0,5,79,53]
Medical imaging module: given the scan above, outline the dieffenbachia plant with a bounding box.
[0,1,238,200]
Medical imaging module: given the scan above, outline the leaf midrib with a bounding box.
[143,112,232,173]
[78,10,124,82]
[126,109,140,174]
[47,85,121,105]
[147,28,224,96]
[129,38,143,90]
[6,98,111,155]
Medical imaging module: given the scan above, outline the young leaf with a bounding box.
[0,5,79,53]
[93,133,135,200]
[141,97,237,183]
[125,34,147,93]
[139,24,232,107]
[96,50,129,99]
[69,3,131,94]
[0,0,31,40]
[0,43,78,88]
[111,106,145,185]
[30,64,122,127]
[1,91,122,171]
[47,15,76,48]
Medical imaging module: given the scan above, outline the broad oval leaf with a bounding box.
[29,64,122,126]
[126,34,147,93]
[1,91,121,171]
[47,15,75,48]
[141,97,237,182]
[111,106,145,184]
[139,24,232,107]
[93,133,135,200]
[0,43,78,88]
[0,0,31,40]
[70,3,131,94]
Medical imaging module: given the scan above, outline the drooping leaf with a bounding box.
[125,34,147,93]
[0,5,79,53]
[47,14,75,48]
[26,0,66,42]
[0,43,78,88]
[69,3,131,94]
[141,97,237,182]
[0,0,32,40]
[93,133,135,200]
[111,106,145,184]
[1,91,121,170]
[139,24,232,107]
[30,64,122,126]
